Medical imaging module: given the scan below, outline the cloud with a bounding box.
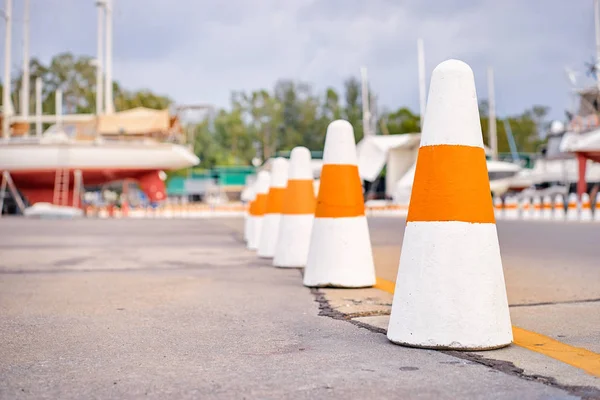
[3,0,598,123]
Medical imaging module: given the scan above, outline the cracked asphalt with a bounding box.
[0,217,598,399]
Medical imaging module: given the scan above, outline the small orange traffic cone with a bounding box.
[303,120,376,288]
[387,59,512,350]
[273,146,316,268]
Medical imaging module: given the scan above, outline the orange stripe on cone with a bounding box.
[265,188,286,214]
[315,164,365,218]
[407,145,495,224]
[282,180,316,215]
[249,193,268,216]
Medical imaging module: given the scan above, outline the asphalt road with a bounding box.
[0,218,597,399]
[368,218,600,305]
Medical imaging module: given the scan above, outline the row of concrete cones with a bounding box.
[494,193,600,222]
[84,204,247,219]
[83,203,409,219]
[245,59,514,351]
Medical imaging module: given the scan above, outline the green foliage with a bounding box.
[3,53,550,170]
[479,100,549,153]
[5,52,171,116]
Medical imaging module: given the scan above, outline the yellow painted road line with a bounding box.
[374,277,600,377]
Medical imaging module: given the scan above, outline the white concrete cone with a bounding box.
[531,196,542,220]
[554,194,566,221]
[258,158,289,258]
[566,193,579,222]
[595,193,600,222]
[273,147,316,268]
[504,196,518,220]
[247,171,271,250]
[581,193,593,222]
[541,195,553,220]
[493,196,503,220]
[303,120,376,288]
[387,59,512,350]
[521,197,531,220]
[243,186,257,243]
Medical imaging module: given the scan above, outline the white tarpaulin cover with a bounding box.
[356,134,421,182]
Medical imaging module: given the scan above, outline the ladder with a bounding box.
[53,145,70,206]
[53,168,70,206]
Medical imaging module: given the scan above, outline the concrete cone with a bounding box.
[493,196,504,220]
[542,195,553,220]
[521,197,531,220]
[581,193,592,221]
[595,193,600,222]
[554,194,566,220]
[531,196,542,220]
[566,193,579,221]
[273,147,316,268]
[303,120,376,288]
[243,186,257,243]
[247,171,270,250]
[387,59,512,350]
[257,158,289,258]
[505,196,518,220]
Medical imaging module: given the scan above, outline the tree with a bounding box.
[380,107,420,135]
[342,77,363,141]
[8,52,171,117]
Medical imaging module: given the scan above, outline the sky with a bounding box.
[2,0,599,122]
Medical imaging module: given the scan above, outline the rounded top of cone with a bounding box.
[322,120,358,165]
[421,59,483,148]
[582,192,590,202]
[568,193,578,202]
[289,146,313,180]
[269,157,289,188]
[256,171,271,195]
[554,193,564,201]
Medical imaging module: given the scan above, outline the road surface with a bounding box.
[0,217,598,399]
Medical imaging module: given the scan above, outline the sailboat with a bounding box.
[511,0,600,196]
[0,0,199,213]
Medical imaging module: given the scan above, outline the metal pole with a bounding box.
[0,171,7,216]
[56,89,63,130]
[360,66,371,137]
[96,0,104,116]
[487,66,498,161]
[3,0,13,139]
[21,0,30,123]
[417,38,427,130]
[35,77,41,136]
[2,171,26,213]
[104,0,114,114]
[595,0,600,90]
[72,169,82,208]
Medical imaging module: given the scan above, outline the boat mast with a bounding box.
[361,66,372,137]
[96,0,105,116]
[35,77,41,136]
[20,0,29,127]
[487,66,498,161]
[2,0,12,139]
[595,0,600,90]
[104,0,114,114]
[417,38,427,130]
